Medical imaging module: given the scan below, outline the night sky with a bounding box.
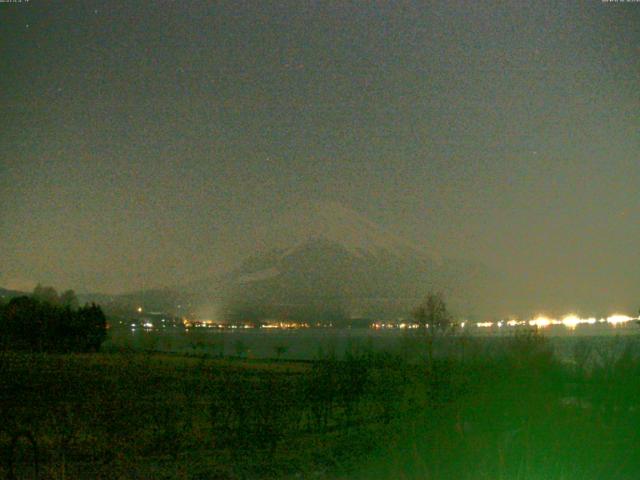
[1,1,638,314]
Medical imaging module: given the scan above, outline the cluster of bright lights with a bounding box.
[476,322,494,328]
[261,322,309,329]
[606,314,635,325]
[130,321,157,331]
[372,322,420,329]
[139,314,639,332]
[184,320,314,330]
[474,314,638,329]
[183,319,240,329]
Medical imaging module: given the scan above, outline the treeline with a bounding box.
[0,285,107,352]
[5,320,640,477]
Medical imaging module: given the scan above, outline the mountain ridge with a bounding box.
[219,212,498,322]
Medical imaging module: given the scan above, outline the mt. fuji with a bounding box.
[209,201,500,323]
[274,201,441,263]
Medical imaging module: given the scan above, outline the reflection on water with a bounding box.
[107,320,640,361]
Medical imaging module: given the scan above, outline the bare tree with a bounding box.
[412,292,455,364]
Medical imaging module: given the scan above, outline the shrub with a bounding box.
[0,296,107,353]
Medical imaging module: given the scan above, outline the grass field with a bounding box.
[3,331,640,479]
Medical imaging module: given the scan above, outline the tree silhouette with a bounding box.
[412,292,455,364]
[77,303,107,351]
[0,294,107,352]
[59,290,79,309]
[32,284,59,305]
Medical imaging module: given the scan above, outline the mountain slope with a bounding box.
[277,201,441,262]
[217,202,499,322]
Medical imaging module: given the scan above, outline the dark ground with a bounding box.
[3,331,640,479]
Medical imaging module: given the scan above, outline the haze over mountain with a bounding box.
[2,2,637,317]
[4,198,635,321]
[185,201,502,322]
[273,201,442,262]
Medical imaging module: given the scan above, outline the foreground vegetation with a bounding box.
[0,287,106,353]
[3,330,640,479]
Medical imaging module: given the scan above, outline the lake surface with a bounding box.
[107,322,640,362]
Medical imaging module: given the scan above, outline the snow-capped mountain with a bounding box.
[276,201,441,263]
[215,202,499,323]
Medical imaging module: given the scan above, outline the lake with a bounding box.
[106,321,640,362]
